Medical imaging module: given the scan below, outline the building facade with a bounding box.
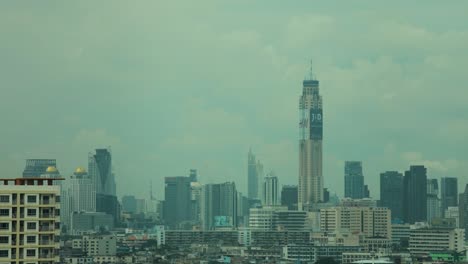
[403,165,427,224]
[262,174,278,206]
[441,177,458,215]
[22,159,57,178]
[163,176,191,228]
[427,179,441,223]
[344,161,364,199]
[0,178,62,263]
[200,182,238,230]
[408,227,465,256]
[298,74,323,207]
[281,185,298,210]
[379,171,403,221]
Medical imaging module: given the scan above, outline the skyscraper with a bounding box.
[22,159,57,177]
[262,173,278,206]
[441,177,458,215]
[458,184,468,239]
[298,70,323,207]
[281,185,298,210]
[89,148,119,225]
[380,171,403,221]
[344,161,364,199]
[247,149,263,200]
[426,178,441,222]
[163,176,191,228]
[200,182,238,230]
[403,165,427,224]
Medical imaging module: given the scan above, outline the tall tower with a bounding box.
[247,149,258,199]
[298,64,323,207]
[262,173,279,206]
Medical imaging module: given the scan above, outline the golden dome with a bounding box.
[46,166,58,173]
[75,167,86,174]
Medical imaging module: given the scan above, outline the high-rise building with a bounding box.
[298,70,323,207]
[200,182,238,230]
[458,184,468,239]
[189,169,198,183]
[0,177,62,263]
[122,195,137,213]
[247,149,263,200]
[22,159,57,177]
[380,171,403,221]
[427,179,441,223]
[281,185,298,210]
[403,165,427,224]
[69,167,96,213]
[163,176,191,228]
[89,149,119,225]
[344,161,364,199]
[262,174,278,206]
[441,177,458,215]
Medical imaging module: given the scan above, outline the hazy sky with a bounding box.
[1,1,468,200]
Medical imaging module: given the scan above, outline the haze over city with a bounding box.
[1,0,468,201]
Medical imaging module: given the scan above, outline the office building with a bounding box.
[22,159,57,178]
[0,177,62,263]
[391,223,410,247]
[247,149,263,200]
[380,171,403,221]
[281,185,298,210]
[69,167,96,214]
[89,149,119,225]
[408,227,465,256]
[445,207,459,227]
[200,182,238,230]
[72,235,116,256]
[458,184,468,239]
[441,177,458,215]
[403,165,427,223]
[70,212,114,234]
[298,71,323,207]
[163,176,191,228]
[249,206,306,231]
[344,161,364,199]
[122,195,137,213]
[262,174,278,206]
[320,206,391,239]
[427,178,441,222]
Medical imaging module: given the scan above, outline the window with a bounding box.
[27,209,36,217]
[0,196,9,203]
[0,209,8,216]
[0,223,8,230]
[26,249,36,257]
[26,236,36,244]
[27,195,37,203]
[0,236,8,244]
[55,196,60,203]
[0,250,8,258]
[27,222,36,230]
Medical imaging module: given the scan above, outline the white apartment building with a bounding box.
[320,206,391,239]
[0,177,62,264]
[408,227,465,256]
[72,235,116,257]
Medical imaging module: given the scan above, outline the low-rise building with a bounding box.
[408,227,465,256]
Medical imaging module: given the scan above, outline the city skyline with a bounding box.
[2,1,468,201]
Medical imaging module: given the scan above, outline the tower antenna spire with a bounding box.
[309,59,314,80]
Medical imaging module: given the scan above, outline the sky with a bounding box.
[1,1,468,200]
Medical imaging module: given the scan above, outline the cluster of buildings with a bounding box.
[2,71,468,263]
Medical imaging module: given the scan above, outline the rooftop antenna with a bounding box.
[309,59,314,80]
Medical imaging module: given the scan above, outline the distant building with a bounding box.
[262,173,278,206]
[163,176,191,228]
[71,211,114,234]
[408,227,465,256]
[427,178,441,222]
[200,182,238,230]
[298,74,324,207]
[340,198,377,208]
[247,149,263,200]
[458,184,468,239]
[445,207,459,227]
[363,185,370,198]
[189,169,198,182]
[380,171,403,221]
[249,206,306,231]
[344,161,364,199]
[22,158,57,177]
[441,177,458,215]
[403,165,427,223]
[122,195,137,213]
[73,235,117,257]
[0,178,62,263]
[392,223,411,247]
[66,167,96,232]
[281,185,298,210]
